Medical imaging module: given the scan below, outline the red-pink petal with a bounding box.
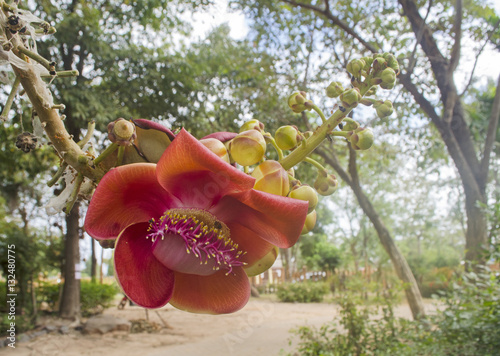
[133,119,176,141]
[114,222,175,308]
[212,190,308,248]
[226,222,274,266]
[156,129,255,208]
[201,131,237,143]
[170,267,250,314]
[85,163,180,239]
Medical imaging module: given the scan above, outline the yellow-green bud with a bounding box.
[107,118,136,146]
[366,86,378,96]
[341,120,360,132]
[199,138,231,164]
[244,246,279,276]
[251,160,289,196]
[361,57,373,71]
[288,91,313,113]
[383,53,400,74]
[314,172,338,196]
[349,127,374,150]
[240,119,265,133]
[374,100,394,118]
[326,81,344,98]
[380,68,397,89]
[288,184,318,214]
[303,131,313,139]
[339,88,361,108]
[275,125,302,150]
[301,210,317,235]
[229,130,266,166]
[372,57,387,75]
[346,58,365,78]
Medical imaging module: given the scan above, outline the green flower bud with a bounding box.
[240,119,265,133]
[107,118,136,146]
[361,57,374,71]
[229,130,266,166]
[339,88,361,108]
[301,210,317,235]
[200,138,231,164]
[374,100,394,118]
[251,160,289,196]
[244,246,279,277]
[380,67,397,88]
[275,125,302,150]
[314,172,338,196]
[346,58,365,78]
[383,53,400,74]
[341,120,360,132]
[303,131,313,139]
[349,127,374,150]
[288,91,313,113]
[289,184,318,214]
[366,86,378,96]
[372,57,387,75]
[326,81,344,98]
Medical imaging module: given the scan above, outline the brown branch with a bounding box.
[479,74,500,186]
[406,0,434,77]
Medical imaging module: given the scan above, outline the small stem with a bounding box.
[116,146,125,166]
[47,162,68,187]
[311,104,327,124]
[304,157,328,173]
[243,165,249,174]
[0,75,20,120]
[2,2,16,12]
[41,70,79,78]
[65,173,84,214]
[94,142,119,166]
[15,46,53,72]
[78,120,95,148]
[264,133,284,160]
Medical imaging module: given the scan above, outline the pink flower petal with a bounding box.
[225,222,274,267]
[169,267,250,314]
[114,222,175,308]
[212,190,308,248]
[201,131,237,143]
[85,163,180,239]
[156,129,255,208]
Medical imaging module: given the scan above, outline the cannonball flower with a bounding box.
[84,129,308,314]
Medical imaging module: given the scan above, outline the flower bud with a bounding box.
[275,125,302,150]
[107,118,136,146]
[380,67,397,89]
[346,58,365,78]
[366,86,378,96]
[341,120,360,132]
[361,56,373,71]
[314,172,338,196]
[288,184,318,214]
[326,81,344,98]
[374,100,394,118]
[251,160,289,196]
[244,246,279,277]
[240,119,265,133]
[288,91,313,113]
[339,88,361,108]
[200,138,231,164]
[349,127,374,150]
[229,130,266,166]
[372,56,387,74]
[383,53,400,74]
[301,210,317,235]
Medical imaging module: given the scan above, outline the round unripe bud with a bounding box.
[251,160,289,196]
[314,172,338,196]
[199,138,231,164]
[301,210,317,235]
[326,81,344,98]
[288,91,313,113]
[374,100,394,118]
[380,67,397,89]
[346,58,365,78]
[240,119,265,133]
[349,127,374,150]
[107,118,136,146]
[229,130,266,166]
[339,88,361,108]
[275,125,302,150]
[361,56,374,70]
[341,120,360,132]
[383,53,400,74]
[288,184,318,214]
[244,246,279,277]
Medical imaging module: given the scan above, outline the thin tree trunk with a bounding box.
[59,201,81,319]
[91,236,97,283]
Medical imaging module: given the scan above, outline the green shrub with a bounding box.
[80,280,119,316]
[37,280,61,310]
[277,281,329,303]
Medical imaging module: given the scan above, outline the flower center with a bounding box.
[146,208,246,275]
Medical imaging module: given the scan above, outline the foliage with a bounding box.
[288,262,500,356]
[277,281,329,303]
[80,281,119,316]
[298,234,341,273]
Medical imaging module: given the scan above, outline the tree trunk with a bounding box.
[59,201,81,319]
[280,248,293,281]
[90,236,97,283]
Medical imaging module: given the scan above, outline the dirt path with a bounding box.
[6,297,436,356]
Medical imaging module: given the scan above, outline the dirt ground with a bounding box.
[5,296,437,356]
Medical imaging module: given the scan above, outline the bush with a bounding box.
[80,280,119,316]
[277,281,329,303]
